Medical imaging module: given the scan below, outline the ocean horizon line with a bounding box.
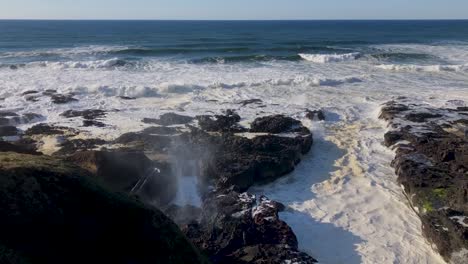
[1,18,468,22]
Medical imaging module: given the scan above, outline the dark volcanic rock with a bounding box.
[205,134,312,191]
[305,109,326,121]
[0,113,43,126]
[0,152,208,264]
[115,114,313,192]
[0,112,18,117]
[380,100,468,263]
[238,99,263,106]
[25,95,40,102]
[43,89,57,96]
[67,150,176,205]
[25,123,75,136]
[196,110,246,133]
[225,244,316,264]
[82,119,106,127]
[55,138,107,156]
[50,94,78,104]
[0,118,10,126]
[119,96,137,100]
[0,140,40,155]
[114,131,173,152]
[250,115,303,134]
[379,102,410,121]
[61,109,107,127]
[61,109,106,119]
[21,90,39,96]
[142,113,194,126]
[0,126,19,137]
[182,191,317,264]
[405,112,443,123]
[142,126,181,135]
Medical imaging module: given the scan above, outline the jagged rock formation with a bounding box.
[380,99,468,263]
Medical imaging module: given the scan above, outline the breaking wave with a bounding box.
[299,52,361,63]
[65,76,363,98]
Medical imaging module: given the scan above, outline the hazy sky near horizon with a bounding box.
[1,0,468,20]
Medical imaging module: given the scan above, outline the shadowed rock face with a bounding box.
[0,152,209,264]
[67,150,176,206]
[380,100,468,263]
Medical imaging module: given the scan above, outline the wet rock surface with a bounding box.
[25,123,76,136]
[50,93,78,104]
[142,112,194,126]
[61,109,107,127]
[196,110,246,132]
[182,190,317,264]
[380,100,468,263]
[250,114,305,134]
[305,109,326,121]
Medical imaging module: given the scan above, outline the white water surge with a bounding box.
[1,43,468,263]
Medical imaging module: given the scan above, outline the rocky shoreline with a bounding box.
[380,99,468,263]
[0,105,321,263]
[3,92,467,263]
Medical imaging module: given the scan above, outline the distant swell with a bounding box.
[376,64,468,73]
[370,53,436,61]
[299,52,360,63]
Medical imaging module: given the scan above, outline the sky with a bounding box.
[1,0,468,20]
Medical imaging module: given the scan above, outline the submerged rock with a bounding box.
[61,109,107,127]
[61,109,106,119]
[25,123,76,136]
[21,90,39,96]
[238,99,263,106]
[50,94,78,104]
[380,100,468,263]
[0,152,208,264]
[142,113,194,126]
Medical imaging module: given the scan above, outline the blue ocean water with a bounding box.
[1,20,468,65]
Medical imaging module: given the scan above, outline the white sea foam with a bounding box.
[299,52,360,63]
[376,63,468,73]
[1,42,467,264]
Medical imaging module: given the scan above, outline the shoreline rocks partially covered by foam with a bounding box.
[380,99,468,263]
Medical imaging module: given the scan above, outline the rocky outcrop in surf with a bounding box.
[182,190,317,263]
[380,99,468,263]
